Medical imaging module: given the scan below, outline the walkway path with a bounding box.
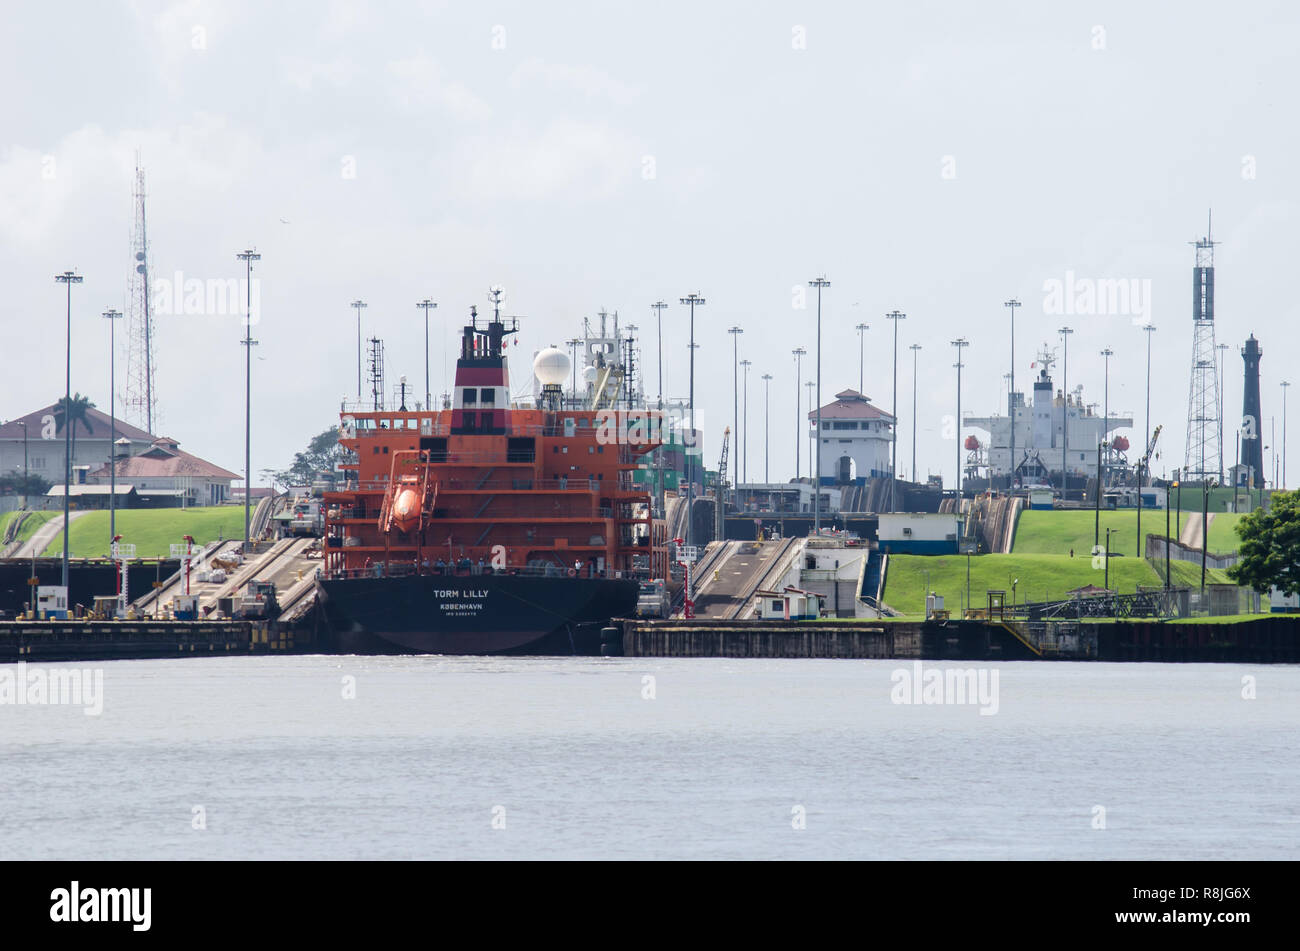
[12,510,89,559]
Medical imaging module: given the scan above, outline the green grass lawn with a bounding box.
[1012,510,1171,556]
[1162,559,1235,587]
[1012,508,1245,555]
[1205,513,1245,553]
[39,506,248,559]
[881,552,1163,615]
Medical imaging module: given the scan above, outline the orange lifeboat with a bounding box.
[392,487,420,533]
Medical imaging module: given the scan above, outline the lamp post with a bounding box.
[910,343,921,484]
[416,299,437,411]
[680,294,705,546]
[1100,347,1113,494]
[952,338,969,503]
[1165,481,1174,589]
[17,421,28,510]
[805,380,815,509]
[350,299,366,402]
[1104,527,1120,593]
[1282,381,1290,489]
[103,308,123,543]
[809,277,830,533]
[1058,326,1074,501]
[740,358,751,488]
[728,325,743,509]
[886,310,906,511]
[1140,324,1156,557]
[792,347,806,480]
[55,270,83,590]
[855,322,869,393]
[238,250,262,554]
[1217,342,1230,484]
[1005,299,1021,490]
[762,373,772,483]
[651,301,667,410]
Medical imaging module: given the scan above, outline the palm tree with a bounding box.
[54,393,96,475]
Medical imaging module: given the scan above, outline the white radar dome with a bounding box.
[533,347,571,387]
[582,366,600,384]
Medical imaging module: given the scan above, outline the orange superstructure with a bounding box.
[323,305,670,582]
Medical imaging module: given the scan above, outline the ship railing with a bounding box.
[325,562,653,582]
[343,477,635,495]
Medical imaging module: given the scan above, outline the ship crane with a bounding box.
[715,426,730,543]
[1138,424,1162,483]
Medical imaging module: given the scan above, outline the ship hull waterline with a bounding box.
[316,573,637,655]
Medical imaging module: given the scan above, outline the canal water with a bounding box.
[2,656,1295,860]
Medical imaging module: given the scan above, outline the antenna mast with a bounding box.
[125,158,158,433]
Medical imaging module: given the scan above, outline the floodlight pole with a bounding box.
[350,299,367,401]
[55,270,83,589]
[238,250,262,553]
[792,348,806,480]
[1005,299,1021,490]
[809,277,830,533]
[417,299,438,411]
[103,308,123,543]
[679,294,705,546]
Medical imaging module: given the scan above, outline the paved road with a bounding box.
[12,510,89,559]
[1179,512,1214,549]
[692,540,784,619]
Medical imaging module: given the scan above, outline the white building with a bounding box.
[809,389,895,485]
[877,512,962,554]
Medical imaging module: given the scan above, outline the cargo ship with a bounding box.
[316,294,671,654]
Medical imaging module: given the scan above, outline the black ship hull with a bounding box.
[315,573,637,655]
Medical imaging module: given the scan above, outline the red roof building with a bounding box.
[85,437,241,507]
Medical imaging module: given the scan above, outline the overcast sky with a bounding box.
[3,1,1297,487]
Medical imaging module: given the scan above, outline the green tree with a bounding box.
[275,426,344,487]
[0,472,53,496]
[1227,490,1300,596]
[53,393,96,469]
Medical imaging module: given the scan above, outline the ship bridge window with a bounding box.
[480,389,496,405]
[463,389,477,405]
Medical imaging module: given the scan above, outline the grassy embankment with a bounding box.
[881,552,1162,616]
[1,510,60,545]
[1012,509,1244,556]
[39,506,247,559]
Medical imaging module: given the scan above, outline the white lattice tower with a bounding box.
[124,160,157,434]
